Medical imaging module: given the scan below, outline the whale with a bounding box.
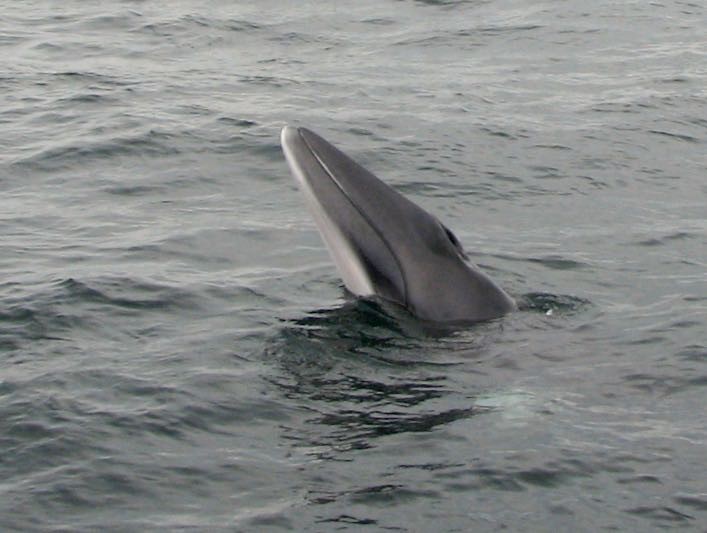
[280,125,516,324]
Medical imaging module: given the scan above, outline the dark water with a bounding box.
[2,1,706,531]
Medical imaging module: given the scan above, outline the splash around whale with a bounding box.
[280,125,516,325]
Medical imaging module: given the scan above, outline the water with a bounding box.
[1,0,706,530]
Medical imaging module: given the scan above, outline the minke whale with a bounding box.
[280,125,516,324]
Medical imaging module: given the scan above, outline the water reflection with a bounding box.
[264,300,500,458]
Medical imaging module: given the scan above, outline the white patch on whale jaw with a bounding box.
[281,128,374,297]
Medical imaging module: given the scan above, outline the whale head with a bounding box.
[281,125,516,324]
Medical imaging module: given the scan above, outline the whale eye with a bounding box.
[443,225,460,247]
[441,224,468,259]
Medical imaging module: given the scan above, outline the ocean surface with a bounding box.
[2,1,706,531]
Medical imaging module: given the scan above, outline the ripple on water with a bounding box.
[14,130,182,172]
[519,292,591,315]
[56,277,202,314]
[0,276,204,353]
[635,231,696,247]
